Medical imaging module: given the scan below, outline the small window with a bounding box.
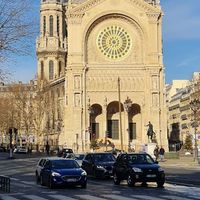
[41,61,44,80]
[57,16,60,36]
[49,15,53,37]
[49,60,54,80]
[43,16,46,36]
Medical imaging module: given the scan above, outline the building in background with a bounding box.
[166,73,200,151]
[36,0,168,152]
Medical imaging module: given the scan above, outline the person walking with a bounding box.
[153,145,159,161]
[159,146,165,161]
[45,142,50,156]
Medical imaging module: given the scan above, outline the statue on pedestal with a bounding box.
[146,121,155,143]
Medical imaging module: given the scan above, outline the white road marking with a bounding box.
[102,194,138,200]
[161,195,192,200]
[50,195,77,200]
[0,196,20,200]
[76,194,106,200]
[23,195,48,200]
[133,195,163,200]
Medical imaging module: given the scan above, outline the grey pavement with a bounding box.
[159,156,200,169]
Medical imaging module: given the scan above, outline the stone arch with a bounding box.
[84,13,146,64]
[90,104,103,139]
[107,101,124,139]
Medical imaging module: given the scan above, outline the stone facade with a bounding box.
[37,0,168,152]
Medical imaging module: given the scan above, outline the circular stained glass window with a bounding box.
[97,26,132,60]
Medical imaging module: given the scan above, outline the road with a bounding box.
[0,154,199,200]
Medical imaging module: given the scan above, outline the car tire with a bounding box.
[49,177,55,189]
[40,175,45,186]
[36,173,39,184]
[81,181,87,189]
[157,180,165,188]
[127,175,135,187]
[113,172,120,185]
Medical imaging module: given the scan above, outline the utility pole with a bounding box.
[118,77,123,151]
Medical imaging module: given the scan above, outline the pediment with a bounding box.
[68,0,161,14]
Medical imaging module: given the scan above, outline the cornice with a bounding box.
[68,0,161,15]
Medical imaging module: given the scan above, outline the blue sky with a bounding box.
[8,0,200,84]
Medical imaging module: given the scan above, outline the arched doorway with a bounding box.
[107,101,124,140]
[90,104,102,140]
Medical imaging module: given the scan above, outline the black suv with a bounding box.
[82,152,116,178]
[113,153,165,187]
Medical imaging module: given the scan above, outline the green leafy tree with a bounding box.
[184,134,193,151]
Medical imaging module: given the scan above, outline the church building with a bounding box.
[36,0,168,152]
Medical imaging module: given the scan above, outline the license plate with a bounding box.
[66,178,77,182]
[146,174,156,178]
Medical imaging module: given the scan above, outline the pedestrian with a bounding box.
[153,145,159,161]
[46,142,50,156]
[159,146,165,161]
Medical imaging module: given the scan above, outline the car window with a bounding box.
[39,159,45,167]
[94,154,115,162]
[51,160,80,169]
[44,160,51,168]
[75,154,85,160]
[128,154,154,164]
[84,154,92,162]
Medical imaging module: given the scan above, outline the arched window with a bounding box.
[43,16,46,36]
[58,61,62,77]
[57,16,60,36]
[49,15,53,37]
[41,61,44,80]
[49,60,54,80]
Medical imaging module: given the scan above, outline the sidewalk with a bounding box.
[159,155,200,169]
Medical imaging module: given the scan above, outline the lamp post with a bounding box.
[88,106,94,141]
[124,97,132,152]
[189,98,200,162]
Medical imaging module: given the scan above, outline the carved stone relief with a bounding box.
[74,75,81,89]
[74,93,81,107]
[152,93,159,107]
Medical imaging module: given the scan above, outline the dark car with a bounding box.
[57,148,74,158]
[36,157,87,188]
[113,153,165,187]
[82,152,116,178]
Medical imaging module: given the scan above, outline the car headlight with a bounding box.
[158,167,164,172]
[81,171,87,176]
[52,172,61,177]
[132,167,142,173]
[96,165,105,170]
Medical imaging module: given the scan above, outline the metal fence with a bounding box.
[0,176,10,193]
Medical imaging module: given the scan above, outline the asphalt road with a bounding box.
[0,153,199,200]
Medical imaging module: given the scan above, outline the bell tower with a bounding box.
[36,0,67,83]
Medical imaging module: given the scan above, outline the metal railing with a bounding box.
[0,176,10,193]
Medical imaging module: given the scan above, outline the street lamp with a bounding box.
[88,106,94,141]
[189,98,200,162]
[124,97,132,152]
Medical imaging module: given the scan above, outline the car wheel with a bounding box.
[49,177,55,189]
[157,180,165,188]
[113,172,120,185]
[40,175,45,186]
[35,173,39,184]
[127,175,135,187]
[81,181,87,189]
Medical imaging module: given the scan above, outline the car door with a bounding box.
[115,154,129,179]
[41,160,52,185]
[82,154,93,175]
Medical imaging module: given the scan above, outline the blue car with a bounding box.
[37,157,87,188]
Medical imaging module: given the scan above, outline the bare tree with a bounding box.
[0,0,37,79]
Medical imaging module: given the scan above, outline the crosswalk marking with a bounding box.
[49,195,77,200]
[75,194,106,200]
[0,196,20,200]
[23,195,48,200]
[132,195,163,200]
[102,194,138,200]
[161,195,192,200]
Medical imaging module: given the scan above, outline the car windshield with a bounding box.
[75,154,85,160]
[128,154,154,164]
[51,160,80,169]
[94,154,115,162]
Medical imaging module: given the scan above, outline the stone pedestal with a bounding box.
[145,143,157,159]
